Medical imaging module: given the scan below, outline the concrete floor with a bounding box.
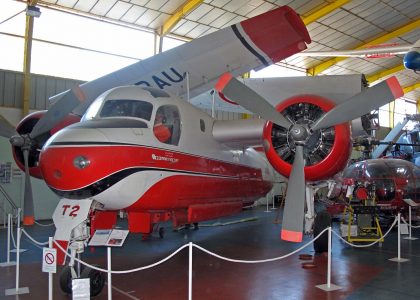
[0,206,420,300]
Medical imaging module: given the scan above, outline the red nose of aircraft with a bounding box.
[39,126,113,195]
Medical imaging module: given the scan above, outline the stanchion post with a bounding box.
[48,237,53,300]
[11,208,27,254]
[188,242,192,300]
[390,213,409,262]
[316,227,342,291]
[327,226,331,288]
[398,213,401,259]
[7,213,11,263]
[404,206,418,240]
[15,224,21,292]
[107,247,112,300]
[5,211,29,295]
[0,214,16,267]
[409,206,412,239]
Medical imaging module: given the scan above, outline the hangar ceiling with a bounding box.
[24,0,420,102]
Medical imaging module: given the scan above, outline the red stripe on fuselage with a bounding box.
[40,144,264,191]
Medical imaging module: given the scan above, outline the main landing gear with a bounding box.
[59,242,106,297]
[59,265,105,297]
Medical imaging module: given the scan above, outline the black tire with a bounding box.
[313,210,331,253]
[81,265,106,297]
[59,266,73,294]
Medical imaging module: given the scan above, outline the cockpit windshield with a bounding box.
[100,100,153,120]
[82,97,154,122]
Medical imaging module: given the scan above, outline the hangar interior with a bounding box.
[0,0,420,299]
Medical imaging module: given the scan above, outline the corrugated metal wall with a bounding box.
[0,69,84,110]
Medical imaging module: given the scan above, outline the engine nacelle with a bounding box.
[262,94,352,181]
[13,111,81,179]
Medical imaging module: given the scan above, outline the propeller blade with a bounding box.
[0,115,17,138]
[215,73,292,129]
[29,86,86,139]
[311,76,403,131]
[281,145,306,242]
[22,149,34,225]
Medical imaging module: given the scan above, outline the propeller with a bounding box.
[216,73,403,242]
[0,116,36,225]
[280,144,305,242]
[215,73,292,129]
[0,115,17,138]
[311,77,402,131]
[29,86,86,138]
[0,86,86,225]
[22,147,34,225]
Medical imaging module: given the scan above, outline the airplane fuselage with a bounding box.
[39,86,274,215]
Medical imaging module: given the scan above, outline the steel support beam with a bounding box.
[366,65,405,83]
[161,0,203,36]
[307,19,420,76]
[403,82,420,94]
[302,0,351,26]
[22,1,38,117]
[389,101,395,128]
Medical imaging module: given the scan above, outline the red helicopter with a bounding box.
[328,158,420,216]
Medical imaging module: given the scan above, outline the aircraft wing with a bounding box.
[192,74,367,113]
[32,5,310,138]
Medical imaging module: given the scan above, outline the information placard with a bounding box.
[88,229,129,247]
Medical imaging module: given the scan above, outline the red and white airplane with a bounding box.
[0,5,403,268]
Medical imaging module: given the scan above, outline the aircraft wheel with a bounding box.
[313,210,331,253]
[81,265,106,297]
[193,223,199,230]
[59,266,73,294]
[159,227,165,238]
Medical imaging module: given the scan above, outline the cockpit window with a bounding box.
[100,100,153,120]
[366,163,395,178]
[153,105,181,146]
[343,162,364,178]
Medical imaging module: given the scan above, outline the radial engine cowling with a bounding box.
[262,95,352,181]
[13,111,81,179]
